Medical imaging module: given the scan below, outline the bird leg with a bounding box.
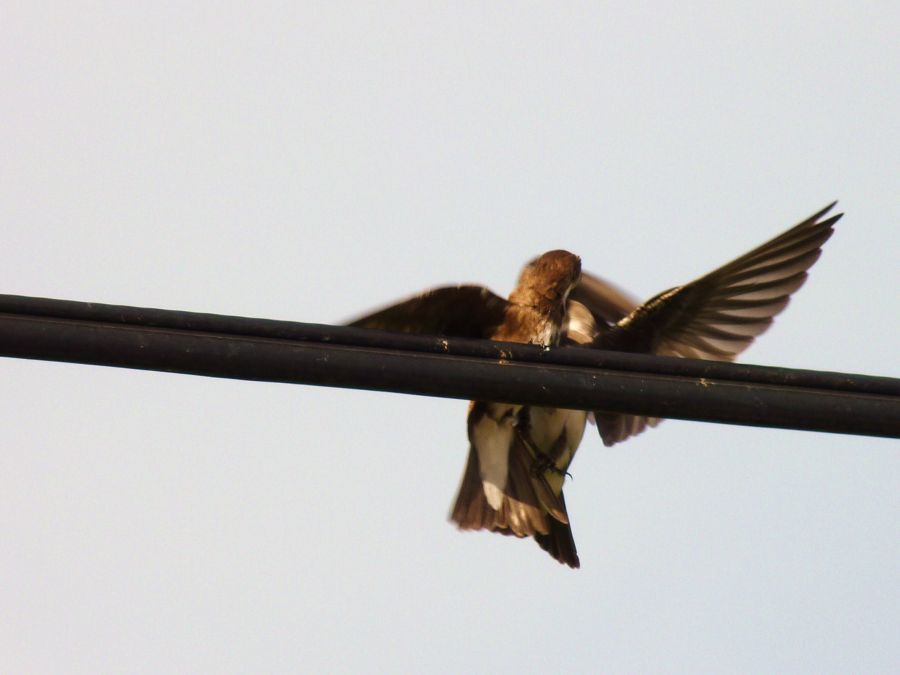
[514,410,571,479]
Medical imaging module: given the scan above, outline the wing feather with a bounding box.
[594,203,841,445]
[603,203,840,360]
[347,285,508,339]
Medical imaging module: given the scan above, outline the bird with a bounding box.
[347,203,841,568]
[349,250,605,567]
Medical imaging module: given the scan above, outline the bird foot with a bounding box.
[530,451,571,479]
[514,425,571,479]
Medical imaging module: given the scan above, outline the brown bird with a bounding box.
[348,203,841,568]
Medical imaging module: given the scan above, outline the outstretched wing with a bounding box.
[347,285,509,339]
[595,202,841,445]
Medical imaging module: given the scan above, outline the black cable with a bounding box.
[0,294,897,439]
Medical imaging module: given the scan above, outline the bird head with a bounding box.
[509,250,582,308]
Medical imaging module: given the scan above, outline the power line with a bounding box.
[1,294,898,439]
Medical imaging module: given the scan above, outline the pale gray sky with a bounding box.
[2,3,898,673]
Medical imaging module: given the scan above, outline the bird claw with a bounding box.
[514,410,572,480]
[529,451,570,479]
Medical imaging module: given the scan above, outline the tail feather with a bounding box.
[534,494,580,568]
[450,439,579,568]
[450,445,549,537]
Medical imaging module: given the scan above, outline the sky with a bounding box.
[1,3,898,673]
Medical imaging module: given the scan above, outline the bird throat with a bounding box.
[491,303,561,347]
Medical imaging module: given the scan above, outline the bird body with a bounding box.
[452,251,583,558]
[348,204,842,568]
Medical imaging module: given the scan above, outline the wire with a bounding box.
[1,294,898,439]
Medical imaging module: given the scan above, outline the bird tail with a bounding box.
[450,439,578,567]
[450,444,548,537]
[534,493,580,568]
